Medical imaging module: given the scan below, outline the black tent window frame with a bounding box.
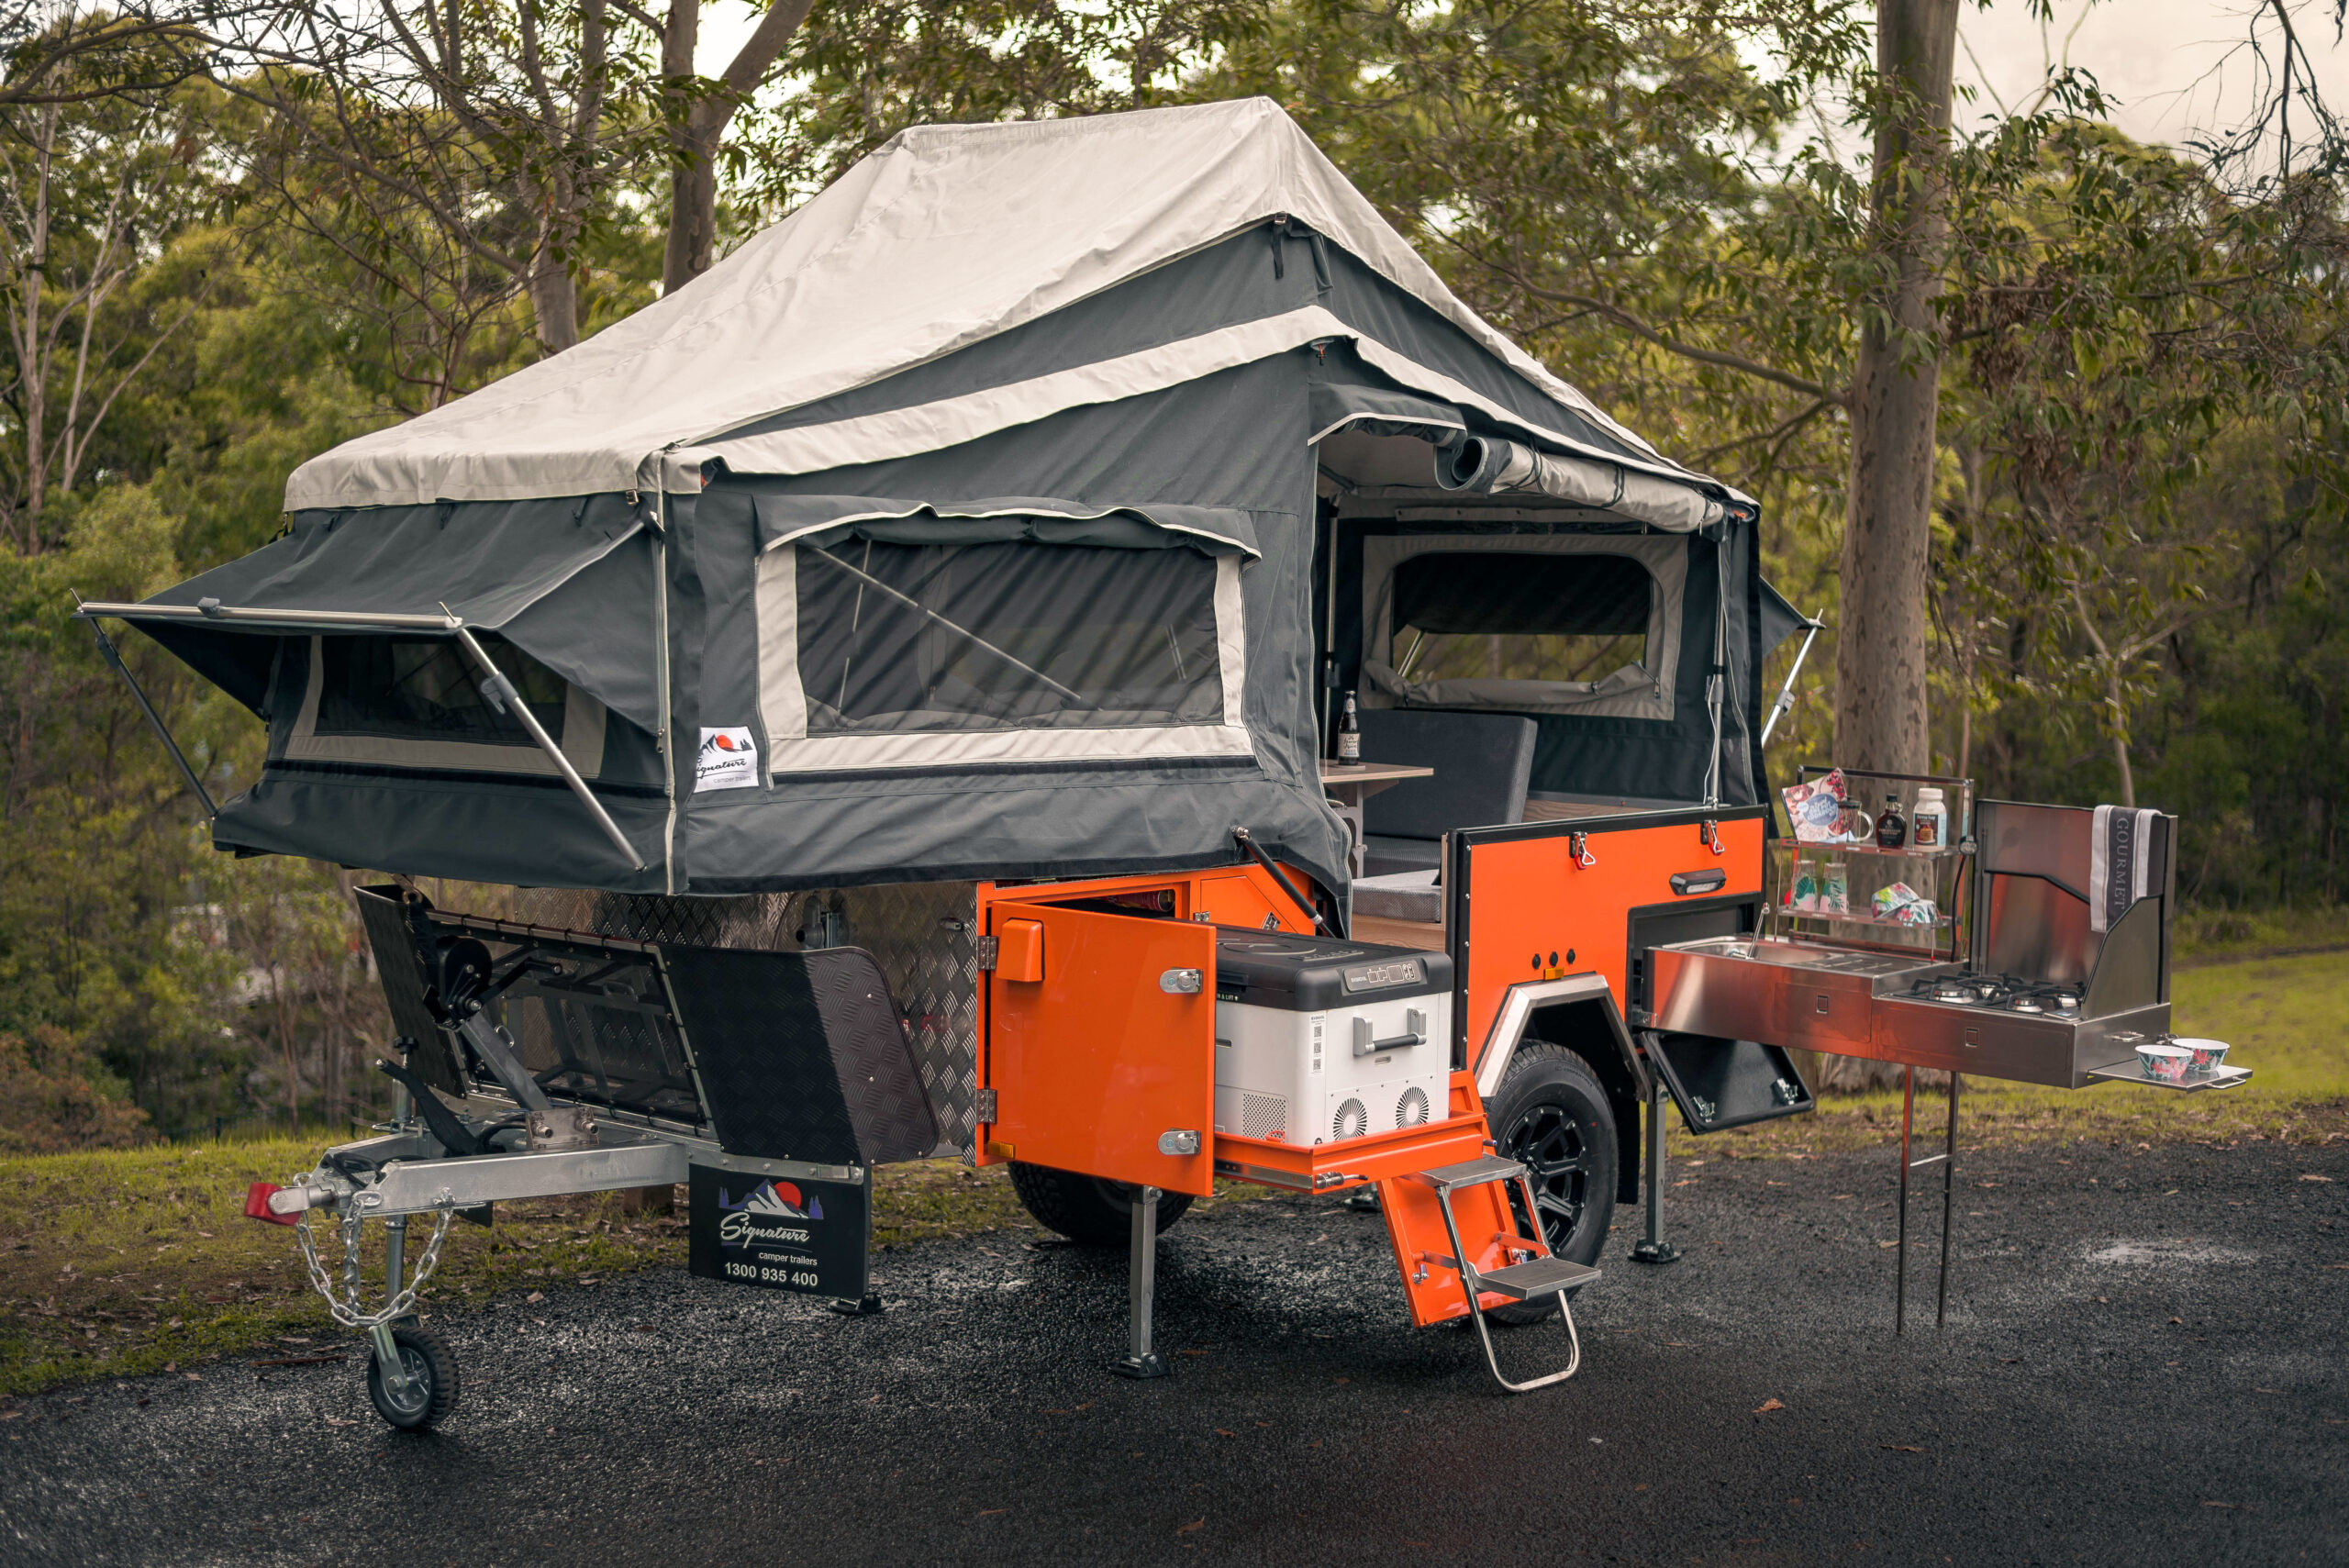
[1355,529,1686,721]
[283,633,610,779]
[751,523,1253,774]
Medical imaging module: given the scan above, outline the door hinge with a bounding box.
[976,1087,997,1123]
[974,935,999,970]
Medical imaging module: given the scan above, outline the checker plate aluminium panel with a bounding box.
[511,884,983,1156]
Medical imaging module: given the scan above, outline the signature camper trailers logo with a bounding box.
[688,1165,870,1298]
[695,726,759,791]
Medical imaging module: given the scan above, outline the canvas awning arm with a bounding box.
[799,543,1099,711]
[74,602,217,818]
[1759,610,1826,747]
[77,598,646,873]
[443,617,645,871]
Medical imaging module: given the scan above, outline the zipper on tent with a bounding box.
[654,486,676,895]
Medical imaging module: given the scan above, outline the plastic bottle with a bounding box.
[1912,787,1947,849]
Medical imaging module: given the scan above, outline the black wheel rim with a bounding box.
[1501,1099,1588,1255]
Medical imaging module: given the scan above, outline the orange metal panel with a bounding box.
[1377,1174,1530,1327]
[1458,814,1765,1066]
[996,917,1045,984]
[1213,1110,1490,1194]
[983,904,1219,1196]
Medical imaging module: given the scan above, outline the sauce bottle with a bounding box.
[1337,692,1361,762]
[1875,792,1907,849]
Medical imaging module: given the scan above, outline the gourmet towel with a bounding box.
[2088,806,2159,934]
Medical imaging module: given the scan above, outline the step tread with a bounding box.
[1408,1155,1526,1191]
[1475,1255,1601,1300]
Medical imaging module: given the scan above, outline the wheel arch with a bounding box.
[1473,974,1645,1205]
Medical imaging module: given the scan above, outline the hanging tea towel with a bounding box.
[2087,806,2158,933]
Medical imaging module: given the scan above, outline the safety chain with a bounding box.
[295,1204,454,1329]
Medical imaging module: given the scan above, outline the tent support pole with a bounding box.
[1760,616,1824,748]
[449,625,643,870]
[83,617,217,818]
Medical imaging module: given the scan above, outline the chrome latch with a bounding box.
[1570,831,1595,869]
[1160,968,1204,994]
[1157,1129,1201,1156]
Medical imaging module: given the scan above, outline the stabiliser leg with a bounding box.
[1111,1185,1168,1379]
[1896,1066,1960,1335]
[1631,1061,1681,1265]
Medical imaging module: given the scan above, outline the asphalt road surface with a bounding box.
[5,1139,2343,1567]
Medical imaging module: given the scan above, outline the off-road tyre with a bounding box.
[364,1322,461,1431]
[1484,1042,1617,1325]
[1008,1162,1195,1246]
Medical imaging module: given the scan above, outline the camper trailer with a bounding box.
[83,100,2232,1429]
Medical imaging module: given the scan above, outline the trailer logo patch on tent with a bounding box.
[696,727,760,791]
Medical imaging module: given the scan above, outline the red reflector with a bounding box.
[245,1181,298,1226]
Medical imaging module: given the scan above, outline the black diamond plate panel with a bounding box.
[513,884,981,1155]
[352,885,463,1094]
[660,944,862,1165]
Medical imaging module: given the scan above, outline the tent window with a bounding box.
[1389,551,1650,685]
[314,634,566,748]
[794,539,1223,734]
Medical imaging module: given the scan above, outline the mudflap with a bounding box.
[689,1163,873,1303]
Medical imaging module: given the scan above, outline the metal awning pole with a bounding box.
[83,616,217,817]
[1759,613,1826,748]
[448,624,644,870]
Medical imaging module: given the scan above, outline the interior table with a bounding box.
[1319,761,1435,880]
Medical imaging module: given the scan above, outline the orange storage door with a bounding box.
[985,905,1217,1196]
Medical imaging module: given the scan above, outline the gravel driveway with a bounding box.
[4,1139,2342,1567]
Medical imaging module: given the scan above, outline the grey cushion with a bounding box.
[1353,868,1441,922]
[1358,708,1538,842]
[1363,834,1442,878]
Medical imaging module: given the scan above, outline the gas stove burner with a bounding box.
[1929,981,1983,1004]
[2052,994,2081,1014]
[2007,995,2046,1014]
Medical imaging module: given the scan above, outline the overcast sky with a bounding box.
[696,1,2348,159]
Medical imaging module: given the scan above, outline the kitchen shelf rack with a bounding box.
[1765,768,1976,964]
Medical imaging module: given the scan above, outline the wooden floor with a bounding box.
[1350,913,1446,951]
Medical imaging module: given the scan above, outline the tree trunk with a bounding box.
[661,0,817,295]
[528,172,583,354]
[663,132,722,293]
[1833,0,1961,778]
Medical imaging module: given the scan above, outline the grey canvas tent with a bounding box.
[90,98,1798,901]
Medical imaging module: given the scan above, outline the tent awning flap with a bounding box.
[121,495,662,730]
[1759,578,1815,653]
[750,496,1261,559]
[143,496,642,628]
[1435,435,1727,534]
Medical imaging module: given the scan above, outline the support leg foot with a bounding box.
[1111,1184,1169,1379]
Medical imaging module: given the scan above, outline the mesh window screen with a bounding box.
[1391,550,1651,685]
[316,634,566,746]
[795,539,1222,733]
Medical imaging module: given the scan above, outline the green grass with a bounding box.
[0,1141,1262,1399]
